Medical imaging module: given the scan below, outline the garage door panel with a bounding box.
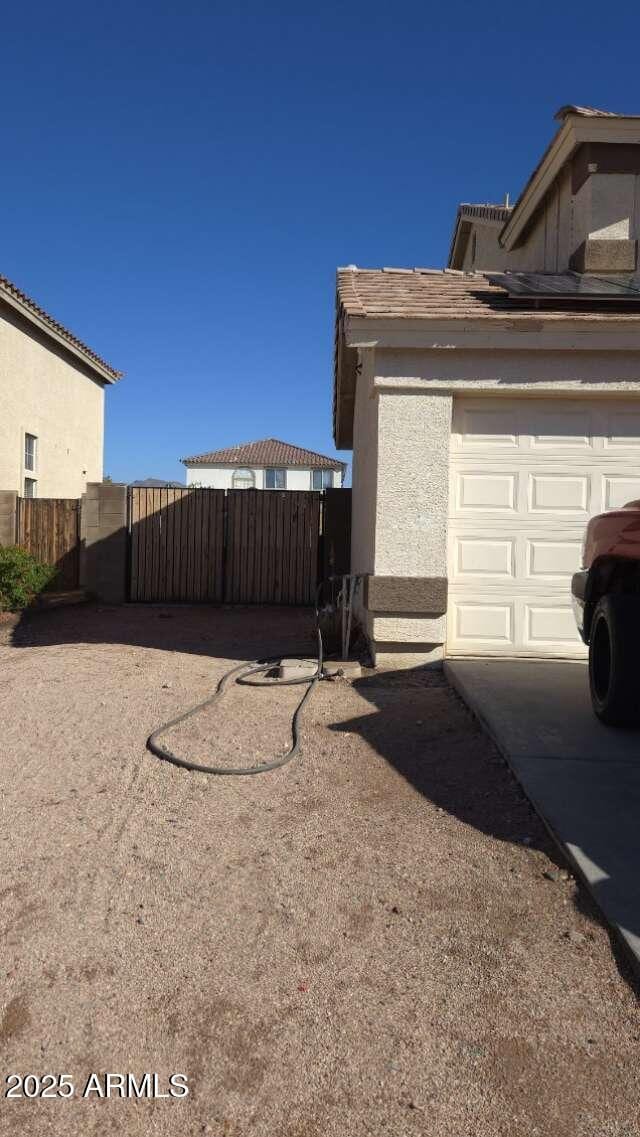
[453,602,514,646]
[529,407,592,449]
[447,396,640,658]
[455,471,517,512]
[454,403,519,448]
[603,474,640,510]
[524,603,579,649]
[526,538,582,580]
[453,536,515,578]
[448,594,583,656]
[529,472,590,514]
[603,409,640,449]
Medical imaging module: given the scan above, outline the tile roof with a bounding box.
[554,105,633,121]
[0,272,122,380]
[337,267,640,322]
[182,438,345,470]
[457,203,512,224]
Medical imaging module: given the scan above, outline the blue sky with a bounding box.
[2,1,640,484]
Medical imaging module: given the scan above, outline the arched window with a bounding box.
[232,467,255,489]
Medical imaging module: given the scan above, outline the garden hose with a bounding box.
[147,584,326,776]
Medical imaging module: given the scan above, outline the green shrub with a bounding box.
[0,546,56,611]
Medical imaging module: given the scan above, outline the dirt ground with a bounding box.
[0,603,639,1137]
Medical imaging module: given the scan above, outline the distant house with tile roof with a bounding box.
[181,438,346,490]
[0,271,121,499]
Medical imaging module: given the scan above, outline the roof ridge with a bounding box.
[182,437,345,469]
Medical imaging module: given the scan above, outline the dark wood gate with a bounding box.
[17,497,80,590]
[128,486,336,605]
[224,489,321,604]
[129,487,225,602]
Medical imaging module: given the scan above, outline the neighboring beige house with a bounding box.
[0,272,121,499]
[182,438,346,490]
[448,201,512,271]
[334,105,640,666]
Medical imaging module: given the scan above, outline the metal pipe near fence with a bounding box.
[340,573,362,658]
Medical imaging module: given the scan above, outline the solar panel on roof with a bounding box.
[486,271,640,298]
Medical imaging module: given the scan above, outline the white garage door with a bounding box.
[447,397,640,657]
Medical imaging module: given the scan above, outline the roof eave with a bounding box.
[0,281,121,383]
[334,302,360,450]
[342,311,640,350]
[447,210,465,269]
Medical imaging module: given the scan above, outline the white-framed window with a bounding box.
[265,468,286,489]
[311,469,334,490]
[232,467,255,489]
[24,477,37,498]
[24,432,37,472]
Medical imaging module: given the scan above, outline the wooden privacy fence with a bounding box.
[225,488,321,605]
[16,497,80,590]
[130,487,225,603]
[128,486,346,605]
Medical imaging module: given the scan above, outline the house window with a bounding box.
[24,433,37,472]
[232,467,255,489]
[265,468,286,489]
[24,478,37,498]
[311,469,334,490]
[471,231,477,267]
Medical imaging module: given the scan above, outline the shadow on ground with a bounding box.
[6,601,318,661]
[332,667,640,996]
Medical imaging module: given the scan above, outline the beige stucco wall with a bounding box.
[503,167,640,274]
[370,388,451,666]
[349,347,453,665]
[460,219,508,271]
[0,307,105,498]
[374,389,451,578]
[350,349,378,578]
[505,166,573,273]
[372,347,640,392]
[574,172,637,242]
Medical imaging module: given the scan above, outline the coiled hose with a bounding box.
[147,584,326,776]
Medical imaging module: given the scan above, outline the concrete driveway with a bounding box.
[446,658,640,973]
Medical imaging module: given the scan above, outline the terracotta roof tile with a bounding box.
[337,267,640,322]
[0,273,122,380]
[182,438,345,470]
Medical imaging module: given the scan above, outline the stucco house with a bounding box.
[335,105,640,666]
[182,438,346,490]
[0,272,121,499]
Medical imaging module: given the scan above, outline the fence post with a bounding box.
[0,491,18,546]
[79,482,128,603]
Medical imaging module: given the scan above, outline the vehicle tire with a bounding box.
[588,594,640,726]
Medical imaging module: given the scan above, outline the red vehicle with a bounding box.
[572,501,640,725]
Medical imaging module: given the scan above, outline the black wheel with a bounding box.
[588,594,640,726]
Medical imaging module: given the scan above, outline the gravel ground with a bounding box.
[0,603,639,1137]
